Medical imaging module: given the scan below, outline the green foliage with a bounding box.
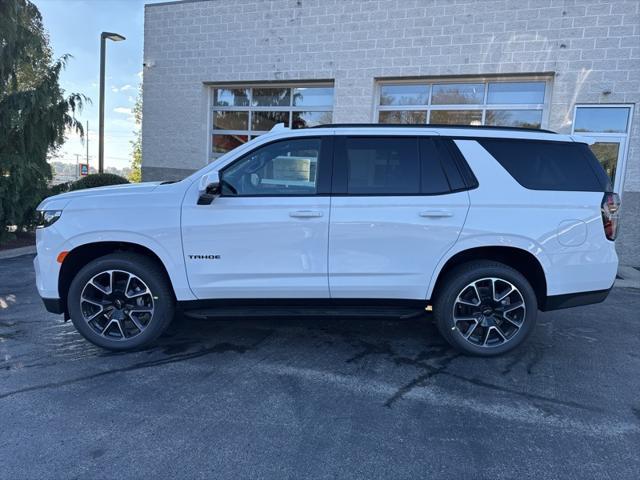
[0,0,87,242]
[68,173,129,191]
[128,84,142,182]
[47,181,71,196]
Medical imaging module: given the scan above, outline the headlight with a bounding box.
[37,210,62,228]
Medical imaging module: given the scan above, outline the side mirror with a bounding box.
[197,171,221,205]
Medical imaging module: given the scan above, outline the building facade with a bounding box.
[142,0,639,264]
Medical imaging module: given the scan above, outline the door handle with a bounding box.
[419,210,453,218]
[290,210,323,218]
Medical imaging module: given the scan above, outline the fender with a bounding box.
[426,233,552,300]
[63,230,196,301]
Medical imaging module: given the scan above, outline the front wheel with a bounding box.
[434,261,538,356]
[67,252,175,351]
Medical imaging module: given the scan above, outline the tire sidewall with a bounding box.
[435,263,537,356]
[67,254,174,351]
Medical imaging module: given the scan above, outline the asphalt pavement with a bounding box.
[1,254,639,479]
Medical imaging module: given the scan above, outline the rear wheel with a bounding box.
[67,253,175,351]
[434,261,537,356]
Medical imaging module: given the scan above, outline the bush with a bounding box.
[68,173,129,191]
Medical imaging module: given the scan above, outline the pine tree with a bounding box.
[0,0,86,242]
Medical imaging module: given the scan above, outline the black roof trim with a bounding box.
[310,123,557,134]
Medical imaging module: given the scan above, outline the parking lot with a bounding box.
[1,253,639,479]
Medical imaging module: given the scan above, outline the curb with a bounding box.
[0,245,36,260]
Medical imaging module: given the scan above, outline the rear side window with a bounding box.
[335,136,472,195]
[345,137,420,194]
[478,139,612,192]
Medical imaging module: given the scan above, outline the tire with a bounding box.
[67,252,175,351]
[433,260,537,357]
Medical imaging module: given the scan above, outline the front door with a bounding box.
[182,136,332,299]
[328,136,470,300]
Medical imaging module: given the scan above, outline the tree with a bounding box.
[128,84,142,182]
[0,0,86,241]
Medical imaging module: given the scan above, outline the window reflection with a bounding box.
[213,88,250,107]
[380,85,430,106]
[252,111,290,130]
[487,82,545,104]
[292,111,332,129]
[430,110,482,125]
[590,142,620,184]
[574,107,630,133]
[251,88,291,107]
[378,110,427,124]
[293,87,333,107]
[213,111,249,130]
[486,110,542,128]
[212,134,248,154]
[431,83,484,105]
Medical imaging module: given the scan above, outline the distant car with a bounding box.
[34,124,620,356]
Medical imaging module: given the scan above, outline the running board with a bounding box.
[182,305,427,320]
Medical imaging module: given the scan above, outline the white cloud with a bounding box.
[114,107,132,115]
[111,84,133,93]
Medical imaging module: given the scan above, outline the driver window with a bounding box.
[221,138,321,196]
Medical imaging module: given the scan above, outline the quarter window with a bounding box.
[211,85,334,159]
[221,138,321,196]
[479,139,611,192]
[377,79,548,129]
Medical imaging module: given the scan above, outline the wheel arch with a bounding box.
[58,241,177,316]
[428,245,548,309]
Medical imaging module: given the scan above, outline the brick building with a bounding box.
[141,0,639,264]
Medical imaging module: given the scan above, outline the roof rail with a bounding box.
[270,123,290,132]
[309,123,557,134]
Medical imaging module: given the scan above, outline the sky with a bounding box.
[34,0,164,169]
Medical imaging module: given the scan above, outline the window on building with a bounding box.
[211,85,334,159]
[571,105,633,192]
[376,79,548,129]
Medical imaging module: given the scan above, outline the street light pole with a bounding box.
[98,31,125,174]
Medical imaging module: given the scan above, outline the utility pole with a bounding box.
[75,154,81,180]
[86,120,89,171]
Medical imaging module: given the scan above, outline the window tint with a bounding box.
[420,138,456,194]
[221,138,321,196]
[479,139,612,192]
[346,137,419,194]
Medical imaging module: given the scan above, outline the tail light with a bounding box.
[601,192,621,241]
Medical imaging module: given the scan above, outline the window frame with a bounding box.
[374,76,553,129]
[571,103,634,194]
[208,82,334,162]
[218,136,333,198]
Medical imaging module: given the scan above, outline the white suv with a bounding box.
[34,124,620,356]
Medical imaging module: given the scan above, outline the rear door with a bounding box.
[328,136,471,300]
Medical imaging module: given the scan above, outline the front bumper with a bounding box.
[42,297,65,315]
[540,287,612,311]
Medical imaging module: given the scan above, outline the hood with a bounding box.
[37,182,163,211]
